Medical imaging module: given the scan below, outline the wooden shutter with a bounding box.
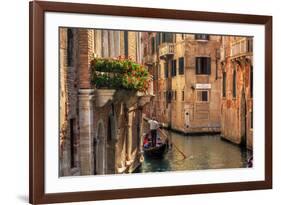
[196,57,201,74]
[206,57,211,74]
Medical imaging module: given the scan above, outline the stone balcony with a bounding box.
[230,38,253,59]
[94,75,154,108]
[159,43,175,59]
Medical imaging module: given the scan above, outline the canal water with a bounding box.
[136,130,251,173]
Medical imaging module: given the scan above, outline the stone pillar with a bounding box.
[126,109,134,165]
[78,89,94,175]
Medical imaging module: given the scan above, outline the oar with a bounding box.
[158,128,187,160]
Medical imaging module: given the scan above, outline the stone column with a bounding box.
[78,89,94,175]
[126,108,134,166]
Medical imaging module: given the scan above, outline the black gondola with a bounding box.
[143,131,169,159]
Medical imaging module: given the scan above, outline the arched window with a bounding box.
[67,29,73,67]
[233,68,237,98]
[222,71,226,97]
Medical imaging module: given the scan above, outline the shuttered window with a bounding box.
[171,59,177,77]
[178,57,184,75]
[151,37,155,54]
[196,57,211,75]
[162,32,174,43]
[197,90,209,102]
[195,34,209,40]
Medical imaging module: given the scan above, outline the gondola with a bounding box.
[142,131,169,159]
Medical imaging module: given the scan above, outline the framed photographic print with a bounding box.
[29,1,272,204]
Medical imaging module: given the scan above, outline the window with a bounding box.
[178,57,184,75]
[162,32,174,43]
[250,65,253,98]
[182,91,185,101]
[250,111,253,129]
[156,33,161,49]
[197,90,208,102]
[167,91,172,103]
[171,59,177,77]
[124,31,128,57]
[181,34,185,40]
[164,63,168,78]
[247,38,253,52]
[233,69,236,98]
[67,29,74,67]
[69,119,75,168]
[174,91,177,101]
[222,71,226,97]
[196,57,211,75]
[151,37,155,54]
[195,34,209,40]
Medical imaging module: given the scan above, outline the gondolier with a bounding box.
[148,117,159,147]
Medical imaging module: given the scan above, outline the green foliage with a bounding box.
[91,56,151,92]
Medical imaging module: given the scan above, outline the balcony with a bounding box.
[230,38,253,58]
[159,43,175,59]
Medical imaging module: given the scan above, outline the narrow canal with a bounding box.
[136,130,251,173]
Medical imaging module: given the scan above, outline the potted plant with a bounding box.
[91,56,152,107]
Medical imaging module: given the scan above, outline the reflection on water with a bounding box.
[136,131,251,173]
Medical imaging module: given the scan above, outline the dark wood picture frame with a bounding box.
[29,1,272,204]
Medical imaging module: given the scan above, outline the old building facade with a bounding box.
[219,36,253,149]
[60,29,253,177]
[59,28,150,176]
[142,32,222,134]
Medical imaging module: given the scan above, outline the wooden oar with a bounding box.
[158,128,187,160]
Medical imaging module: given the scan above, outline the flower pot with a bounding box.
[94,89,116,107]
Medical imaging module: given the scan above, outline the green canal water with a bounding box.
[136,130,251,173]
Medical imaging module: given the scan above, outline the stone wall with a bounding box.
[220,36,253,149]
[59,28,81,176]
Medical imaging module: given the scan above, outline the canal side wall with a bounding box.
[219,36,253,150]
